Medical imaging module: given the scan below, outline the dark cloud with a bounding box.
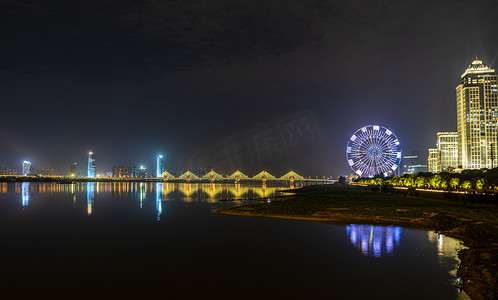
[1,0,334,79]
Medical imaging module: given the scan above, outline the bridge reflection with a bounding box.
[138,183,285,203]
[346,224,402,257]
[7,182,288,216]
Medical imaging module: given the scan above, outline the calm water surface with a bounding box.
[0,182,469,299]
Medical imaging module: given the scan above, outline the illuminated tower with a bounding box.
[156,155,164,178]
[87,151,96,178]
[427,148,439,173]
[22,161,31,176]
[436,132,459,172]
[456,58,498,169]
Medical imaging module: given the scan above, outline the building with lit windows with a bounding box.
[87,151,96,178]
[0,167,18,175]
[456,58,498,169]
[137,166,148,178]
[22,161,31,176]
[436,132,459,172]
[156,155,165,178]
[428,148,439,173]
[112,166,136,178]
[36,167,54,176]
[401,151,428,174]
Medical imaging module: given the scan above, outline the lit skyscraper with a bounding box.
[156,155,165,178]
[87,151,96,178]
[436,132,459,172]
[428,148,439,173]
[456,58,498,169]
[22,161,31,176]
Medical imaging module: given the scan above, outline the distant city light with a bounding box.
[22,161,32,176]
[88,151,96,178]
[156,155,165,178]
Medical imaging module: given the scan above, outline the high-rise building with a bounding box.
[137,166,148,178]
[87,151,96,178]
[22,161,31,176]
[436,132,459,172]
[69,163,78,177]
[0,167,18,175]
[112,166,134,178]
[428,148,439,173]
[36,167,54,176]
[156,155,165,178]
[456,58,498,169]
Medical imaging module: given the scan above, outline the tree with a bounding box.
[461,180,472,189]
[415,176,426,188]
[450,177,460,189]
[475,178,487,190]
[440,179,448,189]
[428,174,442,189]
[403,176,414,187]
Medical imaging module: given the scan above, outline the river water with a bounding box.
[0,182,469,299]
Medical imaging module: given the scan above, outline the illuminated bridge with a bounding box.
[0,170,335,184]
[157,170,334,184]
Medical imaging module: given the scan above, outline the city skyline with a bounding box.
[7,58,497,177]
[1,1,497,176]
[1,3,497,298]
[428,58,498,173]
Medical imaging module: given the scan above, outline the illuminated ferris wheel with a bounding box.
[346,125,402,178]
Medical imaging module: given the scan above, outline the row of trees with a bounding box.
[355,169,498,191]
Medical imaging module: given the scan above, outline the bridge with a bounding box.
[156,170,334,184]
[0,170,335,184]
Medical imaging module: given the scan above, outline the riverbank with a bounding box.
[219,184,498,299]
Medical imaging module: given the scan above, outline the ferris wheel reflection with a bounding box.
[346,224,402,257]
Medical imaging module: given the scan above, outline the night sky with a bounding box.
[1,0,498,176]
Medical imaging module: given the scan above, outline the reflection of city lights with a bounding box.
[427,232,467,278]
[21,182,29,208]
[87,182,95,215]
[346,224,402,257]
[139,182,145,209]
[156,182,163,220]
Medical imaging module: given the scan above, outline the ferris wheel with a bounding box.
[346,125,402,178]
